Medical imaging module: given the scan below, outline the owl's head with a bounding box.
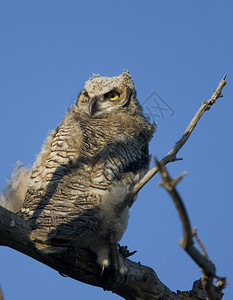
[76,70,143,119]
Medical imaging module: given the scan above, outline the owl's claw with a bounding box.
[101,238,127,291]
[100,266,105,277]
[118,243,137,258]
[100,258,110,277]
[102,256,127,291]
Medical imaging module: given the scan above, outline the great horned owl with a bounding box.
[1,71,154,273]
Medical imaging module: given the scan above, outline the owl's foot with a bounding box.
[101,240,127,291]
[118,243,137,258]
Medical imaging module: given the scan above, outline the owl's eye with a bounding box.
[106,91,120,101]
[83,95,89,102]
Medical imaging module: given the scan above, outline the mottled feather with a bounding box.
[6,71,155,268]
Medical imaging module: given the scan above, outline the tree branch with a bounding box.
[157,161,227,300]
[131,75,227,197]
[0,205,192,300]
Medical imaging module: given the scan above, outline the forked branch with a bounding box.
[157,161,227,300]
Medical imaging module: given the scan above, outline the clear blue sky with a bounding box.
[0,1,232,299]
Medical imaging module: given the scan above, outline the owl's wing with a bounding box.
[26,179,103,247]
[20,111,102,244]
[46,206,102,243]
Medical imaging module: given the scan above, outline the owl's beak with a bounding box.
[88,97,98,116]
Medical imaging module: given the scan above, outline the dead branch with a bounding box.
[131,75,227,197]
[157,161,227,300]
[0,204,198,300]
[192,228,209,259]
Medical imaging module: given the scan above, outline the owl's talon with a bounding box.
[100,265,105,277]
[118,243,137,258]
[102,261,127,291]
[101,239,128,291]
[100,259,109,277]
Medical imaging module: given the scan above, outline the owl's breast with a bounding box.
[19,111,153,245]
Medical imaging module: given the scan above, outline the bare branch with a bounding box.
[157,162,196,254]
[0,204,217,299]
[192,228,209,259]
[0,205,184,300]
[157,162,226,299]
[132,75,227,197]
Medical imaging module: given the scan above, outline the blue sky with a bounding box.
[0,1,232,299]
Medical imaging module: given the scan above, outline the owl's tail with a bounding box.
[0,162,31,213]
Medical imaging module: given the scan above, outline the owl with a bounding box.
[1,71,154,277]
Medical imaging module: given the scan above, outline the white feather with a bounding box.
[0,161,31,213]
